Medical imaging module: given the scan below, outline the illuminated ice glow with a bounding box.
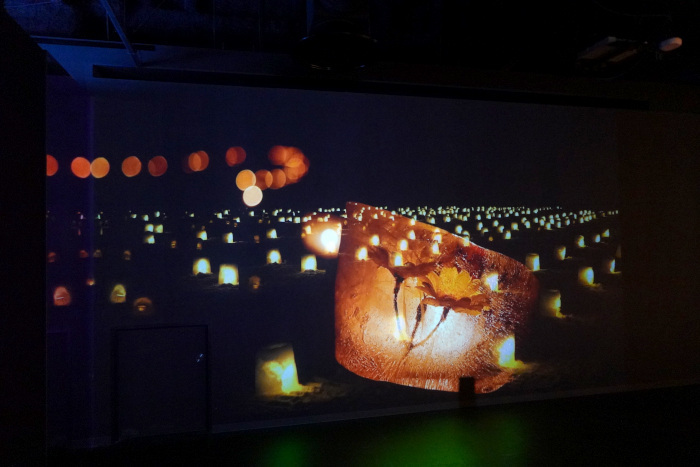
[218,264,239,285]
[335,202,539,393]
[255,343,310,397]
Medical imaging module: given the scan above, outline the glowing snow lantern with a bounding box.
[575,235,585,248]
[540,289,563,318]
[143,234,155,244]
[218,264,239,285]
[335,202,539,393]
[503,230,511,240]
[497,336,525,369]
[110,284,127,304]
[455,225,463,234]
[144,223,154,232]
[266,229,278,239]
[578,266,594,286]
[155,224,164,234]
[267,249,281,264]
[255,343,305,397]
[399,239,408,251]
[52,286,71,306]
[193,258,211,275]
[591,233,601,244]
[525,253,540,272]
[370,235,380,246]
[602,229,610,238]
[602,257,616,274]
[196,229,207,241]
[555,246,566,261]
[223,232,233,243]
[301,255,317,272]
[133,297,154,314]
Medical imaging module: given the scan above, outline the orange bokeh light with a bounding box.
[235,169,256,191]
[270,168,286,189]
[226,146,247,166]
[268,145,290,165]
[46,155,58,176]
[188,150,210,172]
[90,157,110,178]
[148,156,168,176]
[122,156,142,177]
[255,169,273,190]
[71,157,91,178]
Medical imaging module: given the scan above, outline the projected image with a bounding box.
[46,81,622,439]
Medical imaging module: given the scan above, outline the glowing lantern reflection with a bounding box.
[255,343,306,396]
[218,264,239,285]
[578,266,594,286]
[525,253,540,272]
[484,272,499,292]
[540,289,563,318]
[53,286,71,306]
[110,284,127,304]
[193,258,211,275]
[301,255,317,272]
[267,250,281,264]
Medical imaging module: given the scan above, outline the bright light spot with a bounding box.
[236,170,256,191]
[602,229,610,238]
[603,258,616,273]
[267,249,281,264]
[90,157,110,178]
[218,264,239,285]
[399,239,408,251]
[256,343,306,396]
[196,229,207,241]
[320,229,340,254]
[193,258,211,275]
[525,253,540,272]
[46,155,58,176]
[431,242,440,255]
[154,224,163,234]
[484,272,499,292]
[370,235,380,246]
[242,185,263,207]
[592,233,601,244]
[578,266,594,286]
[143,234,155,244]
[110,284,127,304]
[408,230,416,240]
[53,286,71,306]
[301,255,317,272]
[266,229,278,239]
[148,156,168,176]
[121,156,142,177]
[393,252,403,267]
[356,247,368,261]
[223,232,233,243]
[225,146,246,166]
[575,235,585,248]
[455,225,463,234]
[71,157,91,178]
[144,223,154,232]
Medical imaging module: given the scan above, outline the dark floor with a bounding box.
[47,383,699,466]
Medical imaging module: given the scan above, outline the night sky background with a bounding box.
[46,76,619,213]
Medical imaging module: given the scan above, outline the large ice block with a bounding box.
[335,202,539,393]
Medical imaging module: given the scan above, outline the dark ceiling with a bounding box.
[6,0,700,84]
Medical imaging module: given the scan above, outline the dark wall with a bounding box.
[617,111,700,384]
[0,10,46,465]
